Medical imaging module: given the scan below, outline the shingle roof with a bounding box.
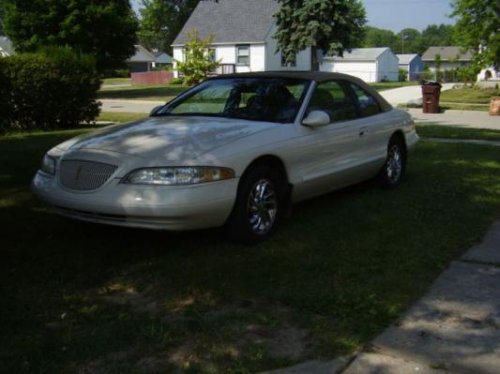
[0,37,15,56]
[172,0,279,46]
[323,48,390,61]
[127,45,156,63]
[421,46,473,61]
[397,54,419,65]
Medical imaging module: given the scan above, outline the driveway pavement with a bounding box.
[409,108,500,130]
[379,84,455,106]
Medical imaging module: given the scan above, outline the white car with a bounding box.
[32,72,418,242]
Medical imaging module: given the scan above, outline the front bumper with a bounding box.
[32,171,239,230]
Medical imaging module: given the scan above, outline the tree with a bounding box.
[420,24,454,53]
[274,0,366,70]
[138,0,199,54]
[0,2,4,35]
[3,0,138,71]
[175,30,220,85]
[362,26,399,51]
[451,0,499,68]
[397,28,421,54]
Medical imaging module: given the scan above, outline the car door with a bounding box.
[344,81,393,173]
[292,80,368,201]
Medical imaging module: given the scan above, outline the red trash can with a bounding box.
[421,81,442,113]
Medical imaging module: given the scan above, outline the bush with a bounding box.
[2,47,101,132]
[0,59,12,132]
[398,69,407,82]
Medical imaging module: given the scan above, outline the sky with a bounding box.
[361,0,454,32]
[131,0,455,33]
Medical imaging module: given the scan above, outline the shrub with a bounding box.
[2,47,101,132]
[0,58,12,132]
[398,69,407,82]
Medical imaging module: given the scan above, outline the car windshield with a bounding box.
[157,77,310,123]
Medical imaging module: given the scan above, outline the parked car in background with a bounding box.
[32,72,418,242]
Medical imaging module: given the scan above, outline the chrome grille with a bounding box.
[60,160,117,191]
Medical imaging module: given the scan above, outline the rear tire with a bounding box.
[378,136,406,188]
[225,165,286,243]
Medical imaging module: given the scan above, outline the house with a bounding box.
[397,54,423,81]
[153,51,172,69]
[421,46,473,71]
[126,45,156,73]
[320,48,399,82]
[0,37,15,57]
[172,0,312,77]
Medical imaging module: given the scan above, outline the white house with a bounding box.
[397,54,423,81]
[171,0,312,76]
[320,48,399,82]
[0,37,15,57]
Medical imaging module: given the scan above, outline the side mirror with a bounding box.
[150,105,163,116]
[302,110,330,127]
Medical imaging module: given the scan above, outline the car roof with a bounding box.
[209,71,359,82]
[208,71,392,111]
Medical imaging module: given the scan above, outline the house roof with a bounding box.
[172,0,279,46]
[0,37,15,56]
[421,46,473,61]
[127,45,156,63]
[397,54,420,65]
[154,52,172,64]
[323,48,391,62]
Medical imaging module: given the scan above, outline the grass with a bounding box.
[98,85,186,102]
[102,77,131,85]
[440,86,500,104]
[417,124,500,142]
[1,128,500,372]
[97,112,148,124]
[369,81,419,91]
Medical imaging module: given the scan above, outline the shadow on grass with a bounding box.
[97,86,187,100]
[1,134,500,372]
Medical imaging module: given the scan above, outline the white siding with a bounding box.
[250,44,266,72]
[265,24,311,71]
[172,47,183,78]
[376,49,398,81]
[216,45,236,64]
[320,61,378,83]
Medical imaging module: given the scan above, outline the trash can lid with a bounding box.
[420,80,442,87]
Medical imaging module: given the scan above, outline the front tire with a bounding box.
[225,165,286,243]
[378,136,406,188]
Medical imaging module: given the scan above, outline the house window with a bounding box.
[236,45,250,65]
[208,48,216,62]
[281,53,296,68]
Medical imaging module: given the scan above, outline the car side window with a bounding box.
[307,81,358,123]
[349,83,381,117]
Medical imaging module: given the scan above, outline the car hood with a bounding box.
[56,116,276,163]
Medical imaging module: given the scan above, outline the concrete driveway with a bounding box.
[100,99,164,113]
[379,83,455,106]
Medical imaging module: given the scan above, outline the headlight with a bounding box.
[122,167,235,185]
[40,154,56,175]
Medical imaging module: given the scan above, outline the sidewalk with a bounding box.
[265,221,500,374]
[380,84,455,106]
[344,221,500,374]
[410,108,500,130]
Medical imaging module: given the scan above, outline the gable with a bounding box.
[172,0,279,46]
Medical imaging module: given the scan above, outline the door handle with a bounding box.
[359,127,368,137]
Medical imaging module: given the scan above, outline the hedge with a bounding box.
[1,47,101,132]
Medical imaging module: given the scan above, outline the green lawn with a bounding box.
[98,85,187,102]
[440,86,500,104]
[369,81,419,91]
[97,111,148,124]
[1,128,500,373]
[102,77,131,85]
[417,124,500,141]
